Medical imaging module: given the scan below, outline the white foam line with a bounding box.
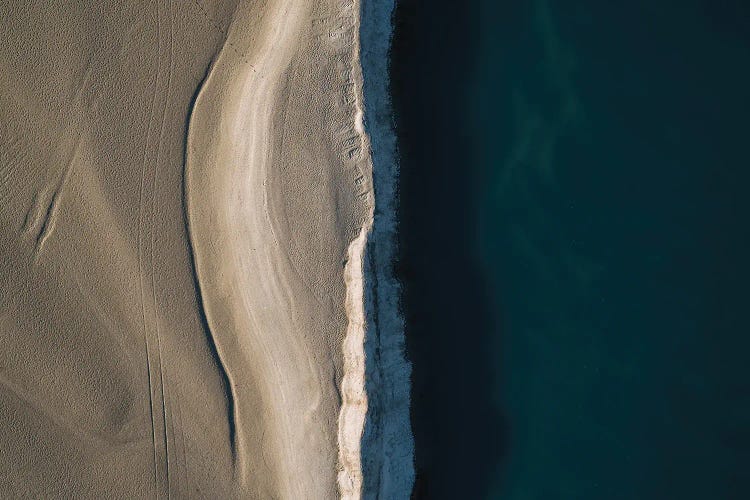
[338,226,371,499]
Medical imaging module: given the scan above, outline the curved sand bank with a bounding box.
[2,0,374,497]
[186,0,372,496]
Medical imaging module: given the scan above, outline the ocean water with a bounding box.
[392,0,750,498]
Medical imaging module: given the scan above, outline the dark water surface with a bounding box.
[391,0,503,498]
[392,0,750,498]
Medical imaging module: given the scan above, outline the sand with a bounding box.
[1,0,373,497]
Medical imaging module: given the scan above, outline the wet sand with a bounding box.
[0,0,372,497]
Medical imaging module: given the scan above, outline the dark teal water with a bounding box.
[478,1,750,498]
[393,1,750,498]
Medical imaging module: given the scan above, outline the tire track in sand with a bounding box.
[136,2,170,497]
[149,1,176,496]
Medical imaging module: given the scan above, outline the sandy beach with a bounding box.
[0,0,376,497]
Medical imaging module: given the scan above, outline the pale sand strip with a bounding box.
[187,0,372,497]
[187,1,314,496]
[338,8,373,497]
[338,225,370,498]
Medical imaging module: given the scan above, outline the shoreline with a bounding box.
[0,0,410,496]
[359,0,415,497]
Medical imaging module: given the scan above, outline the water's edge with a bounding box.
[359,0,415,497]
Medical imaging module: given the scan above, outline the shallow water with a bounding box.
[358,0,414,496]
[393,0,750,498]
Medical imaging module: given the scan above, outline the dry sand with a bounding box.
[1,0,373,497]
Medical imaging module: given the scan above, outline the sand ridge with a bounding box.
[187,0,373,496]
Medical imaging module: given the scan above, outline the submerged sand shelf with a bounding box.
[1,0,374,497]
